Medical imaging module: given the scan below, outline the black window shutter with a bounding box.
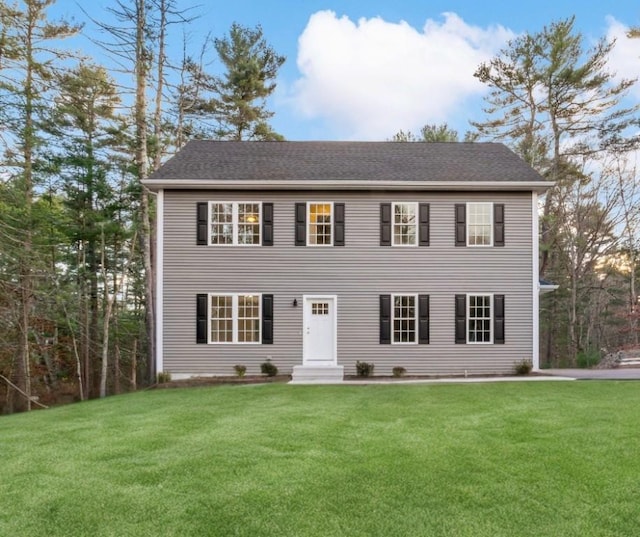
[334,203,345,246]
[295,203,306,246]
[262,203,274,246]
[262,294,274,344]
[196,202,208,245]
[380,203,391,246]
[418,294,430,344]
[455,294,466,344]
[196,294,208,344]
[494,204,505,247]
[380,294,391,344]
[494,294,505,344]
[419,203,430,246]
[455,204,466,246]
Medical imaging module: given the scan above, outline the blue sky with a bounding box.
[52,1,640,141]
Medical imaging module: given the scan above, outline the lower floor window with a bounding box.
[468,294,492,343]
[456,293,504,344]
[393,294,416,343]
[210,294,261,343]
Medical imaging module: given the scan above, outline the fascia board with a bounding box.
[142,179,555,193]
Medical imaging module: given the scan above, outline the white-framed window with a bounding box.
[307,202,333,246]
[467,294,492,343]
[467,202,493,246]
[392,202,417,246]
[209,293,261,344]
[393,294,417,344]
[210,202,261,245]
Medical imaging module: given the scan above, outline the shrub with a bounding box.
[392,366,406,378]
[514,359,533,375]
[233,365,247,378]
[356,361,375,377]
[157,371,171,384]
[260,360,278,377]
[577,348,601,369]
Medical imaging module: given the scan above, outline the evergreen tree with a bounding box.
[471,17,639,364]
[0,0,80,412]
[190,23,286,140]
[390,123,459,142]
[49,62,125,398]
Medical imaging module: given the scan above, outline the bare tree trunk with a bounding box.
[14,2,40,412]
[131,338,138,390]
[99,225,114,399]
[135,0,156,385]
[153,0,167,171]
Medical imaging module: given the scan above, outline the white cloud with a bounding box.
[606,16,640,98]
[289,11,514,140]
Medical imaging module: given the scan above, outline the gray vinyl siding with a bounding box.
[162,190,534,376]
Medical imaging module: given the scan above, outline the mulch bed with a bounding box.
[151,375,290,389]
[151,371,547,390]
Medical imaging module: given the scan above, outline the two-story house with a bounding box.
[143,141,553,382]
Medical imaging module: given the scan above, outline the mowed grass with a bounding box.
[1,382,640,536]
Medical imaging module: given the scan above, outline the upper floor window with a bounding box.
[308,202,333,246]
[381,203,429,247]
[455,203,504,247]
[467,202,492,246]
[210,202,261,245]
[393,203,417,246]
[295,202,345,246]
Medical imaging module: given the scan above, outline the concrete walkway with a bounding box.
[543,368,640,380]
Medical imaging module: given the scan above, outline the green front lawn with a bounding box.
[1,382,639,536]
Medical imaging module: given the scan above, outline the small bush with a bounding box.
[577,348,601,369]
[514,359,533,375]
[233,365,247,378]
[260,360,278,377]
[356,361,375,377]
[157,371,171,384]
[392,366,407,378]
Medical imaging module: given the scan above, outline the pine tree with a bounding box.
[0,0,80,412]
[190,23,286,140]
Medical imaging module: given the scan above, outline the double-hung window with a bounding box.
[196,294,273,344]
[455,202,504,247]
[381,203,429,246]
[455,294,505,344]
[393,294,417,343]
[468,294,492,343]
[380,294,430,345]
[393,203,417,246]
[467,203,492,246]
[210,202,261,245]
[209,293,261,344]
[308,202,333,246]
[295,202,345,246]
[197,202,273,246]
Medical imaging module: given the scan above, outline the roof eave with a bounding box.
[540,284,560,295]
[142,179,555,193]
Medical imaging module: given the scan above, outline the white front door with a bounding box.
[303,295,337,365]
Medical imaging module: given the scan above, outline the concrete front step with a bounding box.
[290,365,344,384]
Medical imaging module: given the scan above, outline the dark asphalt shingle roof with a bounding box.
[147,140,546,183]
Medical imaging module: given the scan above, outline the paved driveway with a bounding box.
[544,368,640,380]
